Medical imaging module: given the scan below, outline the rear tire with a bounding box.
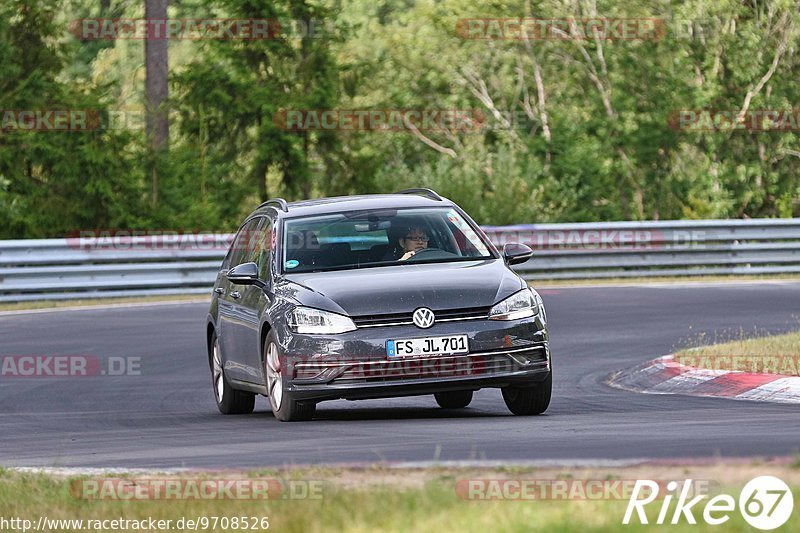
[502,372,551,415]
[264,331,316,422]
[434,390,473,409]
[210,332,255,415]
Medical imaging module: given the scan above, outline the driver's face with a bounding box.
[400,229,429,252]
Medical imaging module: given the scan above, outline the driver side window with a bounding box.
[254,218,273,280]
[226,218,262,269]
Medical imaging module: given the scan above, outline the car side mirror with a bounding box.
[226,262,264,287]
[503,243,533,265]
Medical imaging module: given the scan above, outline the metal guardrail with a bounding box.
[483,218,800,280]
[1,219,799,302]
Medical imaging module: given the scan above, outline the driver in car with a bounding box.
[396,225,429,261]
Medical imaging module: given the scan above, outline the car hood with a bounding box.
[278,259,525,316]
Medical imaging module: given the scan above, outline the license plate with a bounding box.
[387,335,469,357]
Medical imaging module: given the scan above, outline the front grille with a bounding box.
[351,311,414,327]
[351,306,491,328]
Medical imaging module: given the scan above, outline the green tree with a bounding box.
[172,0,342,216]
[0,0,145,238]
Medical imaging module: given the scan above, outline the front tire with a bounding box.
[434,390,473,409]
[502,372,551,415]
[264,332,316,422]
[210,333,255,414]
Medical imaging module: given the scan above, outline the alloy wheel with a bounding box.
[212,339,224,403]
[266,342,283,410]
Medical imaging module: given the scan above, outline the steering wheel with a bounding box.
[407,247,458,261]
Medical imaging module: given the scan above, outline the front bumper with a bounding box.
[275,315,550,402]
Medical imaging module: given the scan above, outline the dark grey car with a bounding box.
[206,189,551,421]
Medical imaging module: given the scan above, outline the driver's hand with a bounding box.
[399,250,416,261]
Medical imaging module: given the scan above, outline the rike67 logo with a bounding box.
[624,476,794,530]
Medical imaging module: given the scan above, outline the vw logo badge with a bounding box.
[412,307,435,329]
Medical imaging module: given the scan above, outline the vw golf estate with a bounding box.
[206,189,551,421]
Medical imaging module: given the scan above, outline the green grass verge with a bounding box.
[674,331,800,375]
[530,273,800,287]
[1,466,798,532]
[0,294,208,312]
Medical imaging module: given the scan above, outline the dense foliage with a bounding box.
[1,0,799,237]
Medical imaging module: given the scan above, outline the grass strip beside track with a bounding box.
[0,294,208,313]
[1,463,798,532]
[674,331,800,375]
[529,273,800,288]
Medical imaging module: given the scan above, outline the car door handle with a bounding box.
[230,291,241,299]
[214,287,225,295]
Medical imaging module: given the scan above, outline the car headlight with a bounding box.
[489,288,539,321]
[288,306,357,334]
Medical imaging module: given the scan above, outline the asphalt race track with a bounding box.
[1,282,799,469]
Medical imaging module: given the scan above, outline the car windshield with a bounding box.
[282,207,494,273]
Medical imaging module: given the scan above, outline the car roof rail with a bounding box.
[259,198,289,212]
[395,188,443,201]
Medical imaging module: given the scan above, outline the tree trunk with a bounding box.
[145,0,169,206]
